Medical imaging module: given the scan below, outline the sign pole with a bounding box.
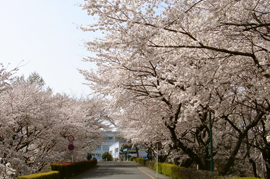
[72,154,73,163]
[67,135,75,163]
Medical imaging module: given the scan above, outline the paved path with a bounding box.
[75,161,172,179]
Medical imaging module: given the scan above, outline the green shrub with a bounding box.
[142,159,148,165]
[160,163,181,177]
[102,152,113,161]
[145,161,155,170]
[146,161,186,179]
[129,157,133,161]
[171,167,219,179]
[17,171,60,179]
[135,158,148,165]
[228,178,265,179]
[170,166,187,179]
[144,161,265,179]
[86,153,92,160]
[146,161,217,179]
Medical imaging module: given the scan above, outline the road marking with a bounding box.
[137,167,156,179]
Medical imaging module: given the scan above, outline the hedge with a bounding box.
[145,161,188,179]
[129,157,133,161]
[136,159,264,179]
[17,171,60,179]
[170,166,217,179]
[18,159,97,179]
[135,158,148,165]
[51,159,97,178]
[229,178,265,179]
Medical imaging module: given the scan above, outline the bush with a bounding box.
[135,158,148,165]
[171,166,219,179]
[159,163,181,177]
[50,159,97,178]
[146,161,218,179]
[146,161,185,178]
[228,178,265,179]
[129,157,133,161]
[145,161,265,179]
[17,171,60,179]
[145,161,155,170]
[86,153,92,160]
[102,152,113,161]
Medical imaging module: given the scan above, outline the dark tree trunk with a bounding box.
[174,157,180,166]
[220,111,265,175]
[167,124,207,170]
[159,155,167,163]
[135,146,139,158]
[147,148,153,161]
[180,158,194,168]
[266,164,270,179]
[249,159,257,177]
[262,149,270,179]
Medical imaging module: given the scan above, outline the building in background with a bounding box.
[109,141,124,161]
[122,148,148,161]
[91,131,123,161]
[91,131,148,162]
[109,142,148,161]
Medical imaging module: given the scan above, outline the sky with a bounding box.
[0,0,98,97]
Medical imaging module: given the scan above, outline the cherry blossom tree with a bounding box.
[80,0,270,177]
[0,64,18,178]
[0,73,110,177]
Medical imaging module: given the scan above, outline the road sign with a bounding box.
[68,144,75,151]
[67,135,74,142]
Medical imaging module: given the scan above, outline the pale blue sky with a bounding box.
[0,0,97,97]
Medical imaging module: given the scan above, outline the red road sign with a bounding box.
[67,135,75,142]
[68,144,75,151]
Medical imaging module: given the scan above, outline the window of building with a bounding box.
[103,145,109,149]
[107,137,114,141]
[92,153,101,157]
[115,147,119,153]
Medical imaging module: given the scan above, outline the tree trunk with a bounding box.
[262,149,270,179]
[266,164,270,179]
[147,148,153,161]
[180,158,193,168]
[220,111,265,175]
[135,146,139,158]
[219,133,245,175]
[249,159,257,178]
[166,124,207,170]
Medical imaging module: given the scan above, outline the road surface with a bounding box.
[75,161,172,179]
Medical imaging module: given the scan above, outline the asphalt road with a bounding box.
[75,161,172,179]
